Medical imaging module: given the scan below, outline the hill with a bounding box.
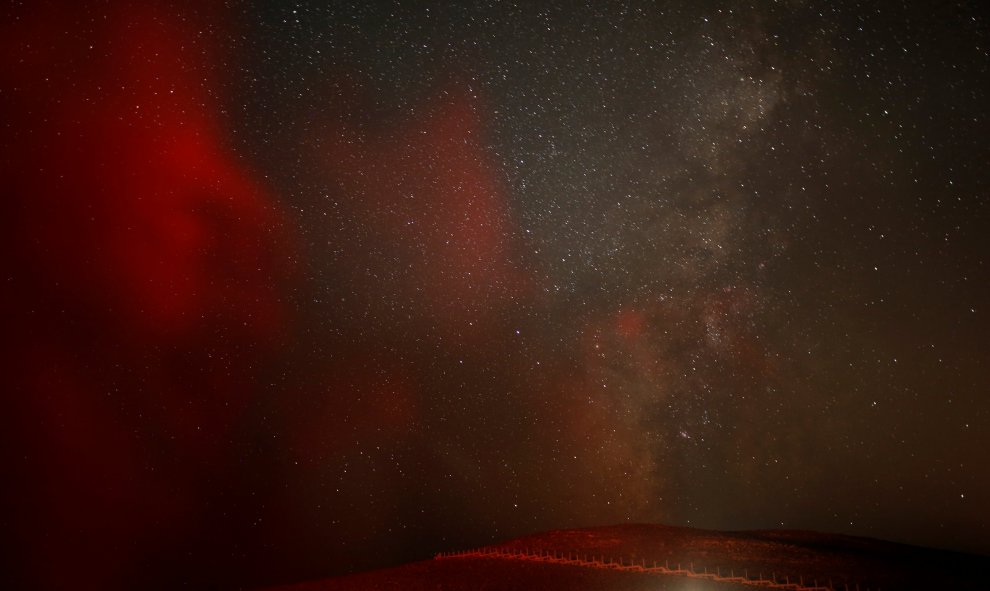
[266,524,988,590]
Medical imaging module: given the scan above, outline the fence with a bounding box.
[435,546,879,591]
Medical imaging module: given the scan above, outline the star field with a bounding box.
[2,1,987,589]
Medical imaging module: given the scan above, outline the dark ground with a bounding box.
[268,524,990,591]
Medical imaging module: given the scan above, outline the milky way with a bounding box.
[3,2,988,589]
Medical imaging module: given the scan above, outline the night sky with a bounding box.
[3,1,988,589]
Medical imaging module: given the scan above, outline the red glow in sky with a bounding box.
[4,2,988,589]
[3,4,291,588]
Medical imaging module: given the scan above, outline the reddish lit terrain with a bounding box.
[268,524,988,591]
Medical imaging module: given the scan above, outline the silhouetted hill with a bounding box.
[266,524,988,590]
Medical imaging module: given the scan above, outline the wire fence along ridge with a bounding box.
[435,546,880,591]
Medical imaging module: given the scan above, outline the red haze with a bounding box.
[2,3,292,589]
[315,86,528,343]
[3,3,545,589]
